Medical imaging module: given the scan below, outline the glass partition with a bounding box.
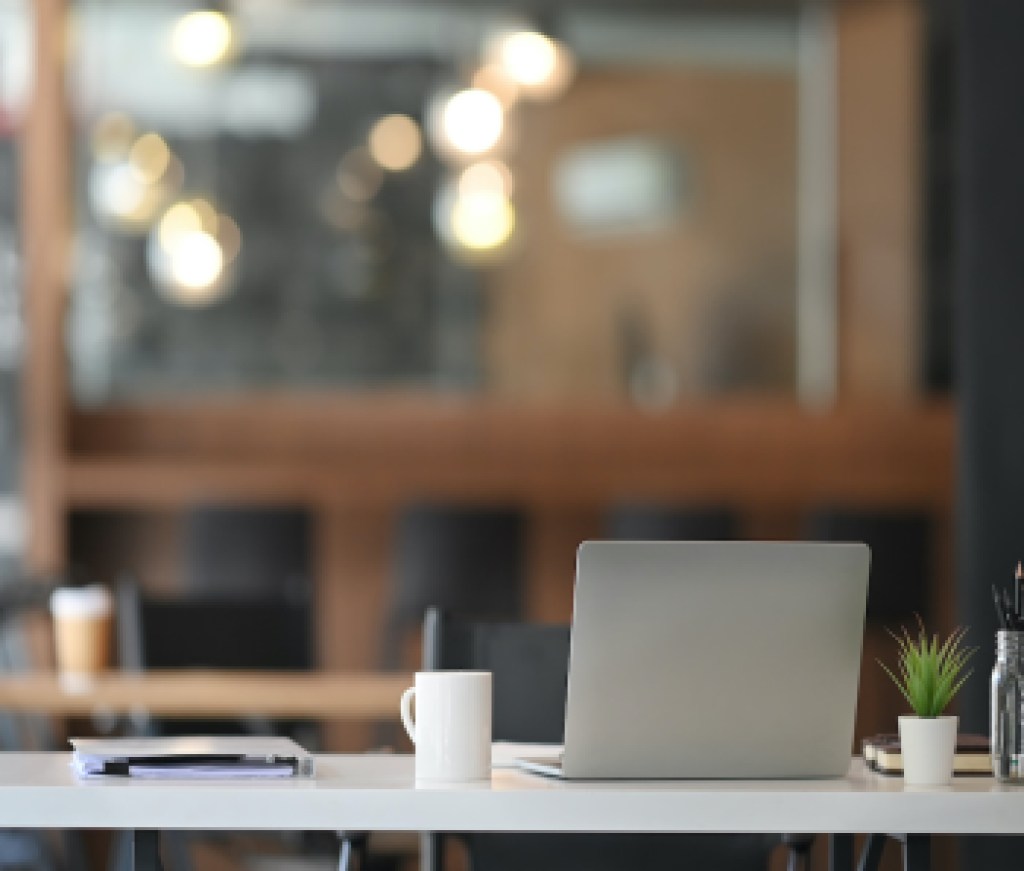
[68,1,815,405]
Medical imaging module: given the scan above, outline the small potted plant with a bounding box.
[878,619,975,785]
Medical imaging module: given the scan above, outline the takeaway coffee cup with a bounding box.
[400,671,492,783]
[49,585,113,682]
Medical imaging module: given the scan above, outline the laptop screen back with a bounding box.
[562,541,869,779]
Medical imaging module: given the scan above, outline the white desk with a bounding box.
[0,754,1015,870]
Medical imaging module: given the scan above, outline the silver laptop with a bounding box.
[516,540,869,779]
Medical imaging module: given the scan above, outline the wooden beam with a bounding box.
[20,0,70,572]
[65,399,954,510]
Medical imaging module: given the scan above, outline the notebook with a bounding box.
[70,735,315,779]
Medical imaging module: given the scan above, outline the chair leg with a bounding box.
[62,830,89,871]
[828,834,854,871]
[856,834,886,871]
[784,833,815,871]
[109,831,130,871]
[338,832,369,871]
[901,835,930,871]
[129,832,163,871]
[421,833,443,871]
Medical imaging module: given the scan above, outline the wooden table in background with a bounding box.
[0,671,411,720]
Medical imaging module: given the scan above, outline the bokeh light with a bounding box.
[368,114,422,172]
[500,32,558,87]
[490,30,575,101]
[129,133,171,184]
[458,160,513,198]
[89,162,163,231]
[441,89,504,155]
[170,10,234,68]
[149,199,241,306]
[451,190,515,250]
[88,125,182,233]
[434,174,516,255]
[90,113,135,161]
[170,230,224,291]
[158,202,202,250]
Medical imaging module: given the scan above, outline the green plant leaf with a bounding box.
[878,617,976,717]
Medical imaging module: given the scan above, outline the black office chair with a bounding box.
[114,579,324,871]
[183,506,311,597]
[380,504,525,670]
[418,608,808,871]
[805,510,931,624]
[605,504,739,541]
[116,578,316,741]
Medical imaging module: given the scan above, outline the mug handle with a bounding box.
[399,686,416,744]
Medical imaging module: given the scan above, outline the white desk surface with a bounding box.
[0,754,1019,835]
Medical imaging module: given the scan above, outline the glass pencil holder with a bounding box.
[991,629,1024,781]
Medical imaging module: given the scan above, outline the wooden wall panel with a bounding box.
[486,66,798,400]
[837,1,923,397]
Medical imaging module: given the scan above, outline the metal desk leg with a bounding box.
[129,831,163,871]
[829,834,855,871]
[901,834,931,871]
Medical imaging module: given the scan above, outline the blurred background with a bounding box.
[3,0,952,719]
[0,0,982,865]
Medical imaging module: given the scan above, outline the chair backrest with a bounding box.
[380,505,525,674]
[806,509,930,623]
[393,505,525,621]
[116,579,315,741]
[184,506,311,597]
[118,580,313,672]
[423,609,569,743]
[606,504,738,541]
[420,609,778,871]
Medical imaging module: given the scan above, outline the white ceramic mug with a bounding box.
[400,670,492,783]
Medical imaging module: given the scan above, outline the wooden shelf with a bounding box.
[0,670,411,719]
[63,398,955,510]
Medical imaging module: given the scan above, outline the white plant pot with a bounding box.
[898,714,958,786]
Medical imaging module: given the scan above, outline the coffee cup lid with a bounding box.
[50,585,112,618]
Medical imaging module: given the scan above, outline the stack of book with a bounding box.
[862,733,991,776]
